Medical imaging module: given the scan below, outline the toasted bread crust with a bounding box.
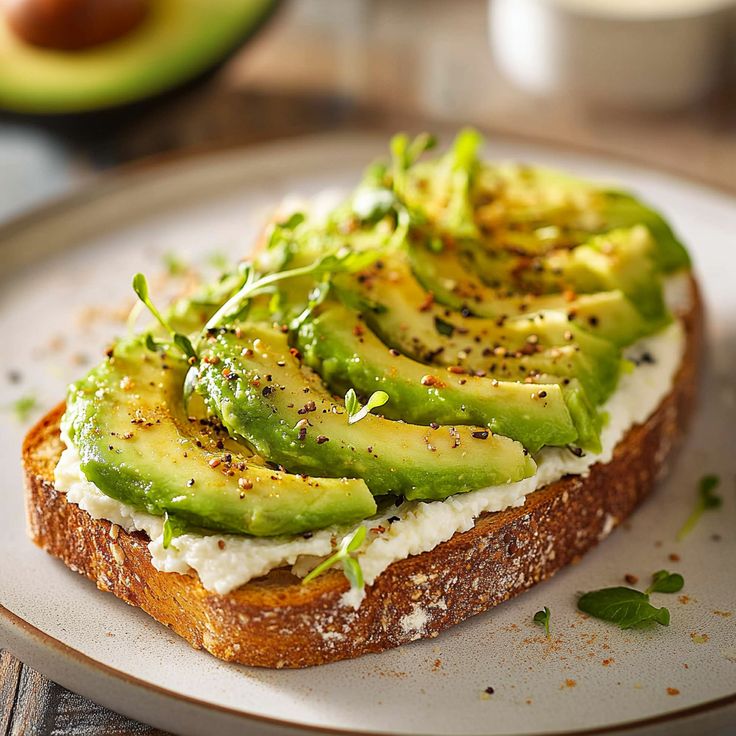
[22,283,702,668]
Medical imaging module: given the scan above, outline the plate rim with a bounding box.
[3,603,735,736]
[2,130,735,735]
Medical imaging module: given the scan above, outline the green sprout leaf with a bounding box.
[677,474,722,541]
[162,513,173,550]
[132,273,170,335]
[533,606,552,638]
[301,525,367,591]
[205,247,386,331]
[173,334,197,362]
[144,333,160,352]
[578,587,670,629]
[646,570,684,595]
[132,273,198,362]
[344,388,360,418]
[344,389,389,425]
[390,132,437,198]
[279,211,306,230]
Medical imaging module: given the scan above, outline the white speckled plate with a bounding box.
[0,132,734,736]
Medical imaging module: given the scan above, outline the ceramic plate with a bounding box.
[0,132,734,736]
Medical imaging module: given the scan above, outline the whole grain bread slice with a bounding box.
[22,282,702,668]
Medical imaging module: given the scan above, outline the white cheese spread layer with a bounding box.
[54,280,689,606]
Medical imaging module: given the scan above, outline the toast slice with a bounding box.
[22,282,702,669]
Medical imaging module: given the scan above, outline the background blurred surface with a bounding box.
[1,0,734,733]
[1,0,735,224]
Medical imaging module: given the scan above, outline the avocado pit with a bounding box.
[4,0,149,50]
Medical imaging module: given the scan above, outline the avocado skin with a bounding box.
[297,301,580,453]
[64,338,376,537]
[196,326,537,501]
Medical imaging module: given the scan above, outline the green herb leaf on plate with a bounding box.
[577,587,670,629]
[646,570,685,595]
[677,474,722,541]
[533,606,552,638]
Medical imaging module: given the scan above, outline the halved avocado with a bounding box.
[0,0,277,114]
[64,336,377,536]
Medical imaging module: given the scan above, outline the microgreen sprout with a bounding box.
[131,273,197,361]
[344,388,389,424]
[205,248,385,331]
[301,525,367,591]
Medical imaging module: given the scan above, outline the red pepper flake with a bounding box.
[370,525,386,534]
[217,540,226,550]
[419,292,435,312]
[669,553,681,562]
[289,347,302,360]
[624,573,639,585]
[667,688,680,696]
[209,458,221,469]
[352,324,364,337]
[421,374,445,388]
[203,355,220,365]
[238,478,253,491]
[447,365,465,375]
[316,435,329,444]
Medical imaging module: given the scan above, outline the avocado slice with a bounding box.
[408,242,663,346]
[335,260,621,405]
[0,0,277,114]
[297,300,582,453]
[401,144,689,272]
[63,337,377,536]
[456,227,667,322]
[195,325,537,501]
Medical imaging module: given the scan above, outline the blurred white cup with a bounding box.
[489,0,735,110]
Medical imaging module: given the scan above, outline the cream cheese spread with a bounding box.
[54,276,690,608]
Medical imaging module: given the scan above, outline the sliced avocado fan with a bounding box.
[64,336,376,536]
[195,325,537,501]
[297,299,587,453]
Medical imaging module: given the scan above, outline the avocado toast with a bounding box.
[22,131,701,668]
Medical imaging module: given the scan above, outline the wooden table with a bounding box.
[2,0,734,733]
